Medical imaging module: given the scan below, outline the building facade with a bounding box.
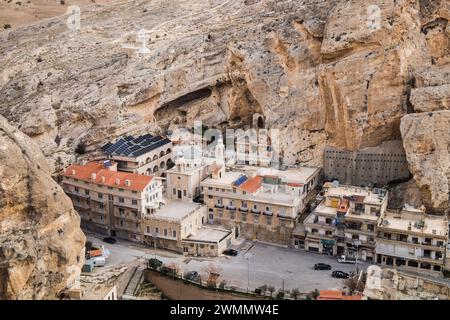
[201,165,321,245]
[61,161,163,241]
[376,207,449,274]
[304,184,388,262]
[102,134,173,176]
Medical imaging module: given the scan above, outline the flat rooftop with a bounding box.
[326,185,387,205]
[151,200,203,221]
[183,226,231,243]
[230,165,320,183]
[380,211,448,237]
[313,202,338,216]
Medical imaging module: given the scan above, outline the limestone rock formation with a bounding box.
[401,111,450,212]
[0,115,85,300]
[0,0,449,212]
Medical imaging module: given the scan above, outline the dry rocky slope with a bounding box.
[0,0,449,212]
[0,115,85,299]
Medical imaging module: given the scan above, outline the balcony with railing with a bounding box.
[239,206,249,212]
[215,203,224,209]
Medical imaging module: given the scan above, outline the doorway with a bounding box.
[177,190,182,199]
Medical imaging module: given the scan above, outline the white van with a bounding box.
[92,256,106,267]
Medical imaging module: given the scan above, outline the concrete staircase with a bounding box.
[122,266,144,299]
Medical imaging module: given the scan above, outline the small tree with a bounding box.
[148,258,163,270]
[307,289,320,300]
[259,284,268,296]
[75,142,86,155]
[344,275,365,295]
[4,24,11,29]
[267,286,275,297]
[291,288,300,300]
[203,263,222,288]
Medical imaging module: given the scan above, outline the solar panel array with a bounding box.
[233,175,248,187]
[102,134,171,158]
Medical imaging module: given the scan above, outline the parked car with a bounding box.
[332,270,350,279]
[91,256,106,267]
[222,249,238,256]
[337,255,357,264]
[184,271,200,282]
[103,237,117,244]
[314,263,331,270]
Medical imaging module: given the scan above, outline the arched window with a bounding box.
[145,157,151,164]
[160,150,165,157]
[160,161,166,168]
[166,148,171,154]
[153,154,158,161]
[153,165,159,172]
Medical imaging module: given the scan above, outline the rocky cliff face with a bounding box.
[0,115,85,300]
[0,0,449,212]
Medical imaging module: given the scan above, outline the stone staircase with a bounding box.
[122,265,144,299]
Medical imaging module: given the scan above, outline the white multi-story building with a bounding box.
[303,184,388,261]
[376,206,449,274]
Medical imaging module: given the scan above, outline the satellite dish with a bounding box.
[332,180,340,188]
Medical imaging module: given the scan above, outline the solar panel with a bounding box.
[103,134,171,158]
[234,175,248,187]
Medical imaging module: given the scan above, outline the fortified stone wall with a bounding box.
[324,141,410,187]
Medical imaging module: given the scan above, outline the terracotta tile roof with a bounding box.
[238,176,263,193]
[317,290,362,300]
[61,162,153,192]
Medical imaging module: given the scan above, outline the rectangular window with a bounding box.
[173,188,176,195]
[74,187,79,192]
[98,193,103,199]
[173,230,177,238]
[266,216,272,225]
[155,227,159,234]
[164,229,168,236]
[118,197,124,203]
[85,190,90,195]
[132,199,138,205]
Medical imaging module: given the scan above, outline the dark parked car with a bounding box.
[314,263,331,270]
[332,271,350,279]
[103,237,117,244]
[223,249,238,256]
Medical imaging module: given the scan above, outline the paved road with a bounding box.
[87,233,369,293]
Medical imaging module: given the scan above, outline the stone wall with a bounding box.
[324,141,410,186]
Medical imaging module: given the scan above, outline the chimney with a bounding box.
[125,179,131,186]
[71,169,76,175]
[91,173,96,180]
[101,176,106,183]
[115,178,120,185]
